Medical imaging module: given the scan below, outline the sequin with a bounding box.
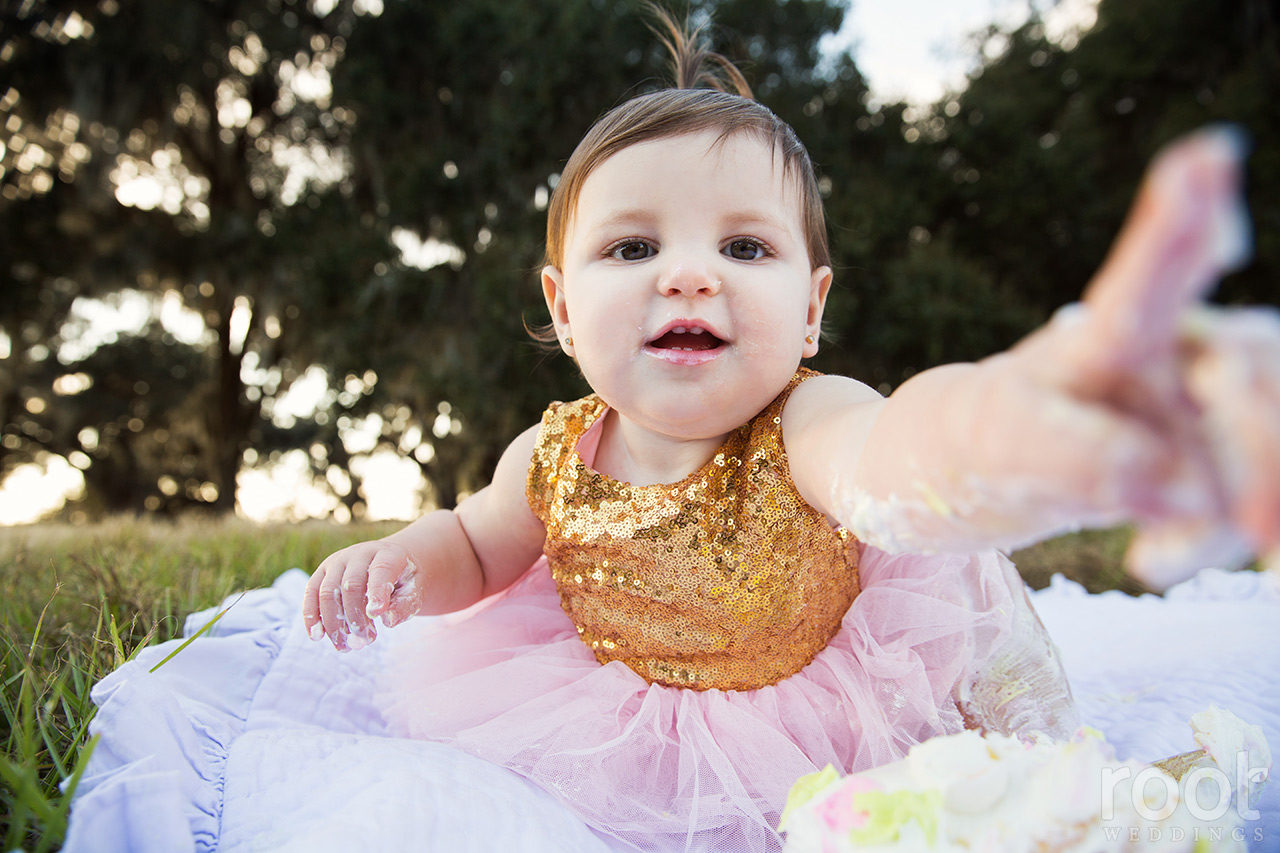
[527,370,860,692]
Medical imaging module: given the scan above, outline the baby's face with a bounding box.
[543,130,831,442]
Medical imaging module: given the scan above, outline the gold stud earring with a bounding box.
[565,336,573,346]
[805,334,815,344]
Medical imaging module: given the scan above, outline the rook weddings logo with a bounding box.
[1100,751,1270,843]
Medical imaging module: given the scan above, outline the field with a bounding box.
[0,516,1134,851]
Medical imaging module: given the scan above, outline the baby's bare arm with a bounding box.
[785,128,1280,586]
[786,362,1167,554]
[302,424,546,650]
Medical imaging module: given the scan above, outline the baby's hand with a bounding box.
[994,126,1278,586]
[1120,305,1280,586]
[302,540,424,651]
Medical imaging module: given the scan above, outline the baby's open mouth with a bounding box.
[648,326,724,352]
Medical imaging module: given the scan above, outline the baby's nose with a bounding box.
[657,262,721,298]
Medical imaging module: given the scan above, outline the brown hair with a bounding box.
[532,6,831,343]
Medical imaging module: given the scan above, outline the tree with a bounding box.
[919,0,1278,336]
[1,0,386,515]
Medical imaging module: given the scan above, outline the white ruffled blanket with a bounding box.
[64,567,1280,852]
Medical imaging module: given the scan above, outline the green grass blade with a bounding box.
[34,735,99,853]
[0,753,60,835]
[148,592,246,674]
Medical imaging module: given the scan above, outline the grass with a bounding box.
[0,516,1133,851]
[1010,527,1149,595]
[0,515,400,853]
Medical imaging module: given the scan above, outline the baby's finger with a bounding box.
[1186,309,1280,550]
[1126,518,1254,591]
[339,561,375,650]
[366,550,412,619]
[302,567,325,641]
[381,567,423,629]
[1075,127,1250,375]
[316,561,351,652]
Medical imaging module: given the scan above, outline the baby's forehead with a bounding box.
[606,128,788,178]
[572,130,805,222]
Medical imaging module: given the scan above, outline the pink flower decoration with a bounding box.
[816,778,880,832]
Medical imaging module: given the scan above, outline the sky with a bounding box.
[834,0,1099,106]
[0,0,1101,526]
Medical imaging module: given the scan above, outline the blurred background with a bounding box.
[1,0,1276,527]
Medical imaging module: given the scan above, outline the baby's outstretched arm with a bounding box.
[302,424,546,650]
[786,127,1279,586]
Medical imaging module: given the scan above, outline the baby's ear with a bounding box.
[804,266,833,357]
[541,266,574,354]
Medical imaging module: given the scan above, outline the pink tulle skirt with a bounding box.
[378,545,1060,852]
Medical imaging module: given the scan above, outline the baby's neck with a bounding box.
[592,410,729,487]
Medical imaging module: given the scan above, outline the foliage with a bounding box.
[0,0,861,516]
[919,0,1279,319]
[1,0,383,514]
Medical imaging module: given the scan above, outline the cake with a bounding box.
[779,706,1271,852]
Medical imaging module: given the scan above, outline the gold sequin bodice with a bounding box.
[527,370,860,692]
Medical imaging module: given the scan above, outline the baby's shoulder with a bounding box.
[778,372,886,515]
[782,372,882,421]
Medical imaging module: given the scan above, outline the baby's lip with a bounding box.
[646,320,727,351]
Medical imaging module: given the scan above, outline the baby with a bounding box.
[301,10,1279,852]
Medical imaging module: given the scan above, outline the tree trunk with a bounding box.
[210,276,245,514]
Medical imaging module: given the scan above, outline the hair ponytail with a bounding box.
[644,3,753,98]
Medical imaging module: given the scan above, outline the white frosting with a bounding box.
[1191,704,1273,809]
[826,478,935,555]
[908,731,1010,814]
[377,557,420,628]
[828,472,1111,558]
[781,711,1266,852]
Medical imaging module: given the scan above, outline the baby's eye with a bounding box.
[725,238,769,261]
[609,240,655,261]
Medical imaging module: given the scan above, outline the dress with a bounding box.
[527,369,860,692]
[378,370,1078,852]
